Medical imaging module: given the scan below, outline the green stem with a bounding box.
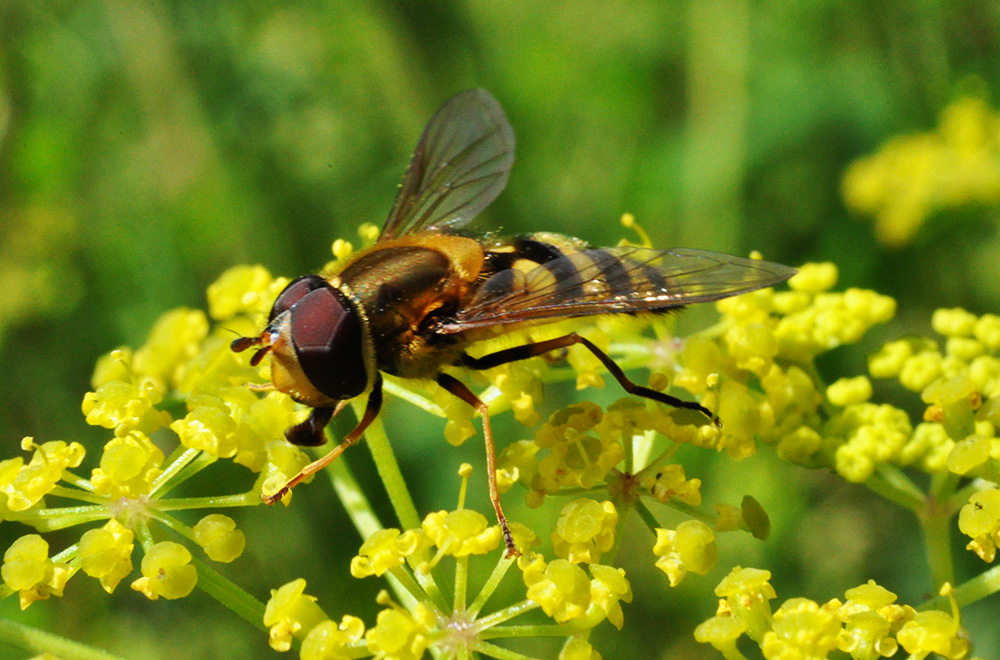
[56,472,96,492]
[327,456,383,539]
[481,621,587,640]
[191,557,268,631]
[134,520,155,551]
[13,506,109,532]
[919,507,955,590]
[475,600,539,630]
[634,499,661,533]
[649,498,716,526]
[0,617,131,660]
[949,478,991,512]
[149,447,204,497]
[543,485,608,498]
[468,556,516,618]
[929,471,960,505]
[471,640,544,660]
[156,451,218,497]
[633,444,680,482]
[46,486,107,505]
[383,377,445,417]
[921,562,1000,610]
[455,555,468,613]
[153,493,258,510]
[387,566,447,618]
[623,425,635,475]
[51,543,81,564]
[865,466,926,511]
[355,404,421,531]
[148,509,196,543]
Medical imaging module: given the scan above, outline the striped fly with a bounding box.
[231,89,796,555]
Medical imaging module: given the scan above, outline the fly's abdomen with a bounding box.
[476,233,673,312]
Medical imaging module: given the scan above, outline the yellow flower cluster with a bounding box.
[5,212,997,659]
[843,95,1000,245]
[330,466,633,658]
[861,308,1000,486]
[514,402,625,506]
[673,262,895,468]
[696,568,969,660]
[0,265,296,610]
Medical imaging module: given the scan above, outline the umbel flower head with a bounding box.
[0,266,296,612]
[1,216,998,658]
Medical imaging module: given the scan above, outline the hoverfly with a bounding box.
[232,89,796,556]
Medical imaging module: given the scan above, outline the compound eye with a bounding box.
[289,286,368,400]
[269,274,329,322]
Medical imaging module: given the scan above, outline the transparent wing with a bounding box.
[438,246,796,332]
[379,89,516,241]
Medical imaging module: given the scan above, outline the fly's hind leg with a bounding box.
[436,372,520,557]
[462,332,720,425]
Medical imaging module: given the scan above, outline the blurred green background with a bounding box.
[2,1,1000,658]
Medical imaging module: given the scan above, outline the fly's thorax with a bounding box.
[334,234,485,376]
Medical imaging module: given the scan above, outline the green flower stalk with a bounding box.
[0,217,999,658]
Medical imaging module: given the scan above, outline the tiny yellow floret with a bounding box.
[79,520,134,593]
[130,541,197,601]
[262,578,328,652]
[422,509,501,557]
[90,431,165,499]
[932,308,978,337]
[958,488,1000,562]
[300,616,366,660]
[827,376,874,406]
[646,464,702,506]
[714,567,777,641]
[652,521,718,587]
[761,598,842,660]
[974,313,1000,350]
[193,514,245,563]
[351,528,424,578]
[587,563,633,630]
[559,636,603,660]
[0,440,85,512]
[1,534,72,610]
[788,263,838,294]
[206,265,281,321]
[694,615,747,657]
[364,601,435,660]
[896,610,969,660]
[551,499,617,564]
[522,556,591,624]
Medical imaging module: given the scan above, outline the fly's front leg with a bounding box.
[436,372,520,557]
[263,376,384,506]
[462,332,720,425]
